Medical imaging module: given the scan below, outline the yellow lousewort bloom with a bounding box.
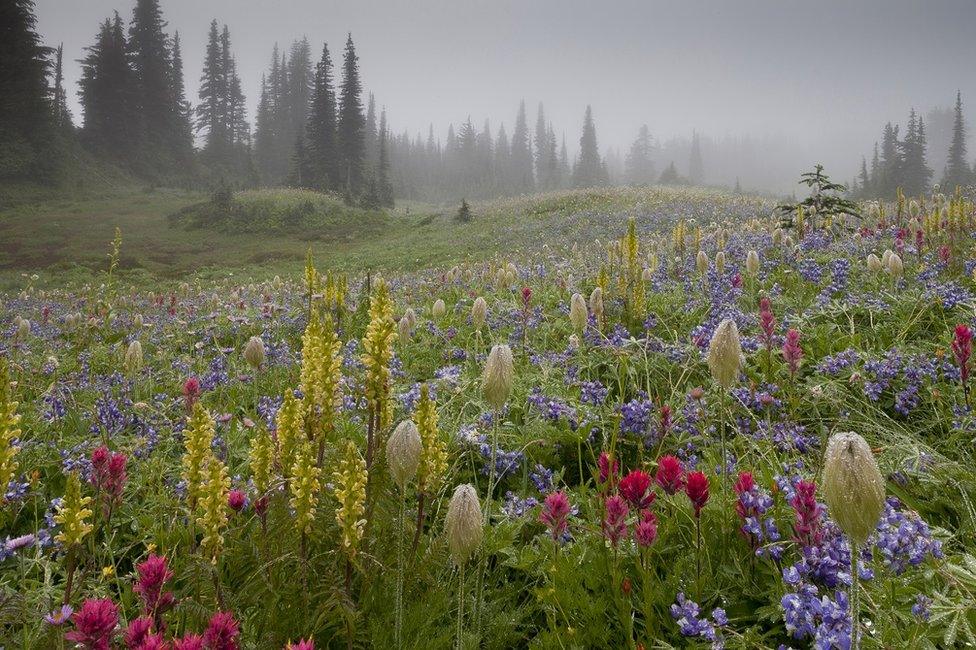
[707,319,744,390]
[482,344,514,410]
[569,293,588,333]
[124,340,143,375]
[415,384,447,495]
[54,472,93,548]
[822,432,885,547]
[299,311,324,415]
[362,278,398,431]
[133,313,144,330]
[276,392,302,475]
[444,484,483,566]
[248,425,274,498]
[197,452,230,564]
[0,359,21,496]
[471,297,488,330]
[333,440,368,558]
[387,420,422,491]
[182,403,215,509]
[244,336,265,369]
[289,441,321,535]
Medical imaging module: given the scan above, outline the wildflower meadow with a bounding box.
[2,184,976,649]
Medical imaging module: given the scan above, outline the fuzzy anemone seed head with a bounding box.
[707,318,744,390]
[886,252,904,278]
[124,340,143,374]
[588,287,604,320]
[569,293,588,332]
[398,315,412,341]
[15,317,30,341]
[881,249,893,267]
[696,250,709,274]
[715,251,726,275]
[386,419,422,491]
[133,313,144,330]
[403,307,417,330]
[822,431,886,547]
[444,484,483,565]
[772,228,784,246]
[471,297,488,330]
[745,250,760,276]
[244,336,265,369]
[641,267,653,282]
[482,344,514,410]
[432,299,446,319]
[866,253,883,273]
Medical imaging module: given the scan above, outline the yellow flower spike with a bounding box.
[102,566,115,578]
[316,314,343,440]
[415,384,447,495]
[54,472,93,548]
[361,277,398,433]
[276,392,302,475]
[197,452,230,565]
[289,441,321,536]
[333,440,367,559]
[181,403,215,510]
[300,310,324,420]
[249,425,274,498]
[0,359,21,497]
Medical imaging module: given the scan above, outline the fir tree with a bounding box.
[900,108,932,196]
[879,122,902,198]
[943,91,971,190]
[306,43,339,191]
[625,124,655,186]
[572,105,604,188]
[337,33,366,197]
[688,131,704,185]
[196,20,225,156]
[511,100,533,193]
[51,43,72,130]
[364,92,378,170]
[377,108,394,207]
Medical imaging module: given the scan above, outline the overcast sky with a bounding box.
[35,0,976,184]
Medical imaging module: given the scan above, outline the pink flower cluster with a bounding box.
[91,446,128,515]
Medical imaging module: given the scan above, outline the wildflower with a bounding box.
[182,403,215,509]
[244,336,265,369]
[569,293,588,332]
[45,604,74,626]
[123,617,154,649]
[432,298,446,318]
[387,419,422,490]
[482,344,514,410]
[471,296,487,330]
[65,598,118,650]
[866,253,883,273]
[333,440,367,558]
[362,278,398,435]
[197,453,230,564]
[782,329,803,377]
[55,472,93,548]
[597,451,618,486]
[746,250,760,276]
[228,489,246,512]
[789,479,822,547]
[886,252,904,278]
[685,471,710,518]
[172,633,206,650]
[715,251,726,274]
[952,323,972,388]
[287,640,316,650]
[182,377,201,413]
[248,426,273,501]
[0,359,22,500]
[619,469,656,510]
[707,319,743,390]
[655,455,685,495]
[302,311,343,439]
[133,554,175,621]
[538,491,571,540]
[758,297,775,347]
[289,441,321,536]
[696,250,708,274]
[823,432,886,547]
[91,446,127,512]
[588,287,604,323]
[124,340,143,375]
[602,495,629,547]
[202,611,240,650]
[415,385,447,496]
[444,484,483,565]
[275,392,302,478]
[634,509,658,547]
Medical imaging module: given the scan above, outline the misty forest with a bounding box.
[3,0,976,648]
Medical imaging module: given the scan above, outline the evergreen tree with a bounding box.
[688,131,704,185]
[534,103,550,189]
[900,108,932,196]
[169,32,194,161]
[305,43,339,191]
[625,124,655,185]
[337,33,366,197]
[511,100,534,193]
[0,0,57,181]
[494,122,511,191]
[869,142,881,195]
[51,43,72,130]
[857,157,870,198]
[377,108,394,207]
[659,161,682,184]
[196,21,225,157]
[943,91,971,189]
[879,122,902,197]
[572,105,604,188]
[364,92,378,169]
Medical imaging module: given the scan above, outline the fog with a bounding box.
[35,0,976,193]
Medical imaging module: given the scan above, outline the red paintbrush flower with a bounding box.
[685,471,710,518]
[65,598,118,650]
[619,470,655,510]
[654,455,685,495]
[539,491,571,540]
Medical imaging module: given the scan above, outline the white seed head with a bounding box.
[387,419,422,490]
[133,314,144,330]
[15,318,30,341]
[822,431,886,547]
[866,254,883,273]
[772,228,784,245]
[482,344,514,410]
[124,340,143,374]
[403,307,417,330]
[444,484,483,565]
[398,316,412,341]
[432,299,447,319]
[588,287,604,320]
[696,250,709,274]
[745,250,760,276]
[569,293,588,332]
[881,249,893,267]
[715,251,726,275]
[471,297,488,330]
[244,336,266,369]
[707,318,744,390]
[886,253,903,278]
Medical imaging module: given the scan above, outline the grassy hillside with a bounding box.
[0,185,772,291]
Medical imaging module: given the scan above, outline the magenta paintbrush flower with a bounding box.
[619,469,656,510]
[65,598,118,650]
[790,479,822,548]
[597,451,618,487]
[202,611,240,650]
[634,509,658,548]
[685,471,709,518]
[602,495,629,548]
[654,455,685,495]
[782,329,803,377]
[539,491,571,540]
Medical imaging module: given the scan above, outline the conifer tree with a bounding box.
[51,43,72,130]
[337,33,366,197]
[306,43,339,191]
[365,92,378,169]
[625,124,655,186]
[688,131,704,185]
[900,108,932,196]
[943,91,971,189]
[377,108,394,207]
[572,105,604,188]
[511,100,534,193]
